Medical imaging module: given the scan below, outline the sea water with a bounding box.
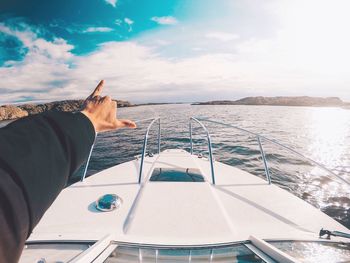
[82,104,350,228]
[1,104,349,228]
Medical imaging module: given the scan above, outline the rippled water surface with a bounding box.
[2,105,350,228]
[80,104,350,229]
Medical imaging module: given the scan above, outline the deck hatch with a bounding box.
[149,168,205,182]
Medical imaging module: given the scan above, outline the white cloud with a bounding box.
[124,18,134,32]
[124,18,134,25]
[151,16,178,25]
[104,0,117,7]
[0,23,76,103]
[115,19,122,26]
[1,7,350,105]
[205,32,240,42]
[153,39,171,46]
[0,23,73,62]
[0,24,246,103]
[83,27,114,33]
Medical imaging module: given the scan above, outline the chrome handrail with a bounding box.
[80,118,160,182]
[80,133,98,182]
[189,117,216,184]
[138,118,161,184]
[195,117,350,185]
[257,135,272,184]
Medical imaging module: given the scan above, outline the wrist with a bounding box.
[80,110,98,132]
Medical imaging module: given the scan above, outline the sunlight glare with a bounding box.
[276,0,350,75]
[307,108,350,169]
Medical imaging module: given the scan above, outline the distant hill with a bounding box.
[193,96,349,107]
[1,96,349,121]
[0,99,132,121]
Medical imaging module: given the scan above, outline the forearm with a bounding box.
[0,167,30,263]
[0,111,95,233]
[0,80,135,262]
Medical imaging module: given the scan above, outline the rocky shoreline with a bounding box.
[0,99,132,121]
[1,96,349,121]
[193,96,350,107]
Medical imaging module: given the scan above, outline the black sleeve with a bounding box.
[0,111,95,262]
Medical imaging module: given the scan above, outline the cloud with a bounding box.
[205,32,240,42]
[104,0,117,7]
[0,23,73,62]
[0,23,246,103]
[1,14,350,104]
[83,27,114,33]
[124,18,134,25]
[151,16,178,25]
[124,18,134,32]
[153,39,171,46]
[115,19,122,26]
[0,23,74,103]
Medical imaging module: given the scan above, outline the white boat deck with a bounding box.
[28,149,349,246]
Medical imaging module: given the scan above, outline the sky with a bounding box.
[1,0,350,104]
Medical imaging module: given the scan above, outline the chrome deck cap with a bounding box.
[95,194,122,212]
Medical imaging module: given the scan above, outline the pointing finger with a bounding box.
[90,80,104,98]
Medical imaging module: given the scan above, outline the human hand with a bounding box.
[81,80,137,132]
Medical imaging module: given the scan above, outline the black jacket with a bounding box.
[0,111,95,262]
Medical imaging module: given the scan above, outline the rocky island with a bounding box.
[0,99,132,121]
[1,96,349,121]
[193,96,350,107]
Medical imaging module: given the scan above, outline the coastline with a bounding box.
[0,99,132,121]
[1,96,349,121]
[192,96,349,108]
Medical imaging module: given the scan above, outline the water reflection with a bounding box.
[307,108,350,177]
[305,108,350,226]
[270,241,350,263]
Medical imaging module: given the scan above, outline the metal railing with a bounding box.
[80,133,97,182]
[193,117,350,186]
[81,116,349,186]
[80,118,161,182]
[189,117,216,184]
[138,118,161,184]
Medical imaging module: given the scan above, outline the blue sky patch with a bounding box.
[0,32,28,66]
[0,0,186,56]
